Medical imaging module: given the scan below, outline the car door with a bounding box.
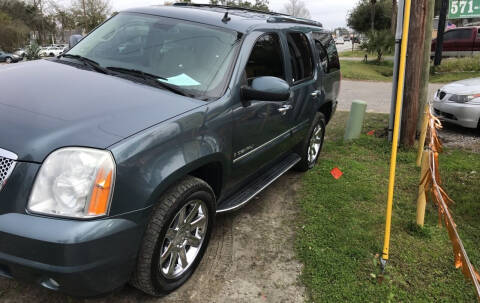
[312,31,341,111]
[229,32,295,188]
[282,31,319,144]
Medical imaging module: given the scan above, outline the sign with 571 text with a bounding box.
[448,0,480,18]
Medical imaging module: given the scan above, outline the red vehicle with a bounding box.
[431,26,480,57]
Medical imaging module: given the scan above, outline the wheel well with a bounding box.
[319,102,333,123]
[189,162,223,198]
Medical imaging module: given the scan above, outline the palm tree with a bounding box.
[370,0,377,31]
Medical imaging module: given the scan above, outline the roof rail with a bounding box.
[267,16,322,28]
[172,2,322,27]
[173,2,287,16]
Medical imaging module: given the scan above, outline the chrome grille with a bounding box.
[0,155,16,192]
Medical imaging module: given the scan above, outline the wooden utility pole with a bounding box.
[417,0,435,131]
[400,0,428,146]
[391,0,398,35]
[434,0,449,66]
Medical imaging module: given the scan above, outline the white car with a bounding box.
[39,46,65,57]
[433,77,480,129]
[335,37,344,45]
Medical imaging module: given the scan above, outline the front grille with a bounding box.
[0,156,16,192]
[439,91,447,100]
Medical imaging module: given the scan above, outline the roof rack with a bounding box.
[173,3,322,28]
[267,16,322,28]
[173,3,287,16]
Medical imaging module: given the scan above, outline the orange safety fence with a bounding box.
[420,106,480,301]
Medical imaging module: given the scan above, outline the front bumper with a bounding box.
[0,211,148,296]
[432,100,480,129]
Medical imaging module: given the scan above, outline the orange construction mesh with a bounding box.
[421,108,480,301]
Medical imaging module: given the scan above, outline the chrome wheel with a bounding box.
[5,57,12,64]
[159,200,208,279]
[307,124,323,164]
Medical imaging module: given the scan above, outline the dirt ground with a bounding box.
[0,172,306,303]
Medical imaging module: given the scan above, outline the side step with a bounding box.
[216,153,301,213]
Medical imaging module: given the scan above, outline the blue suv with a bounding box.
[0,3,340,296]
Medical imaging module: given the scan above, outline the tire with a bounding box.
[5,57,12,64]
[294,112,326,172]
[131,176,216,296]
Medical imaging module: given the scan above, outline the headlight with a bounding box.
[449,94,480,103]
[28,147,116,219]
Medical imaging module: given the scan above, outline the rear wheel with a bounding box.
[294,112,326,172]
[5,57,12,64]
[131,176,215,296]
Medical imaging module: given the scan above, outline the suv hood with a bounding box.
[0,60,204,162]
[441,77,480,95]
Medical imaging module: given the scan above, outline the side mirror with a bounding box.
[241,76,291,103]
[69,35,83,49]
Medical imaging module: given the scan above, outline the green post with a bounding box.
[344,100,367,141]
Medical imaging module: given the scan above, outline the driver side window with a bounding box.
[245,33,285,84]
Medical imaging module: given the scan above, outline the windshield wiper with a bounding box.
[60,54,111,75]
[106,66,193,97]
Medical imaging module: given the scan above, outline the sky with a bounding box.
[109,0,356,30]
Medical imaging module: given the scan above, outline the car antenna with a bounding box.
[222,11,231,23]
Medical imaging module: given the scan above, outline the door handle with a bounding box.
[311,90,321,98]
[278,104,293,115]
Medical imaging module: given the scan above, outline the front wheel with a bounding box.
[5,57,12,64]
[294,112,326,172]
[131,176,215,296]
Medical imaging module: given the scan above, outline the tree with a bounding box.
[51,3,76,43]
[360,29,394,61]
[370,0,376,31]
[0,11,29,51]
[347,0,392,34]
[72,0,111,33]
[283,0,310,19]
[209,0,270,12]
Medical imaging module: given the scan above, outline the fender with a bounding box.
[108,104,232,215]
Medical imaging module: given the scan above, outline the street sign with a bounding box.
[448,0,480,19]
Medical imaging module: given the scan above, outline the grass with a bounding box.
[339,50,393,59]
[340,60,394,82]
[340,59,480,83]
[296,112,480,302]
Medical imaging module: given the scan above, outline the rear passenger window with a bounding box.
[245,33,285,81]
[313,32,340,73]
[286,32,314,83]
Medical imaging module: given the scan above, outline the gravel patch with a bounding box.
[437,122,480,153]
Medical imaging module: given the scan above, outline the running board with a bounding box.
[216,153,301,213]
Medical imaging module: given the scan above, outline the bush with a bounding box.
[432,55,480,73]
[25,43,41,60]
[360,30,394,61]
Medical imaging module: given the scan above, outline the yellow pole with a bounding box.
[416,150,429,226]
[382,0,412,261]
[416,104,430,167]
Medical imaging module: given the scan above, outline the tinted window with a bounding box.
[245,33,285,81]
[313,32,340,73]
[314,40,328,72]
[444,29,472,41]
[287,32,314,83]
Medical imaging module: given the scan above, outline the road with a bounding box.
[338,80,444,114]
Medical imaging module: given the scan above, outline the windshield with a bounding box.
[67,12,242,99]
